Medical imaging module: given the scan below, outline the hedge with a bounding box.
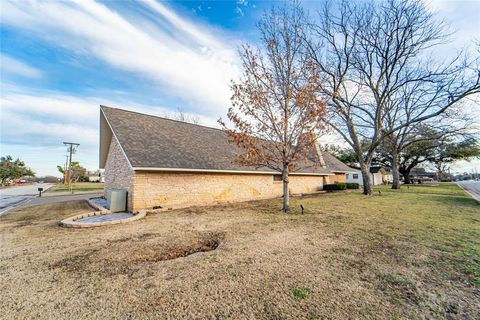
[345,182,360,189]
[324,183,347,191]
[324,182,359,191]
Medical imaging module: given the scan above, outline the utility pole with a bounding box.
[64,154,69,185]
[63,142,80,193]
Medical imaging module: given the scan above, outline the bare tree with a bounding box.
[164,108,201,124]
[375,125,469,184]
[381,81,476,189]
[305,0,480,194]
[220,3,327,212]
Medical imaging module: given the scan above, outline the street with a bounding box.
[457,180,480,202]
[0,183,53,215]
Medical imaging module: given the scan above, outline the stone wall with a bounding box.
[332,173,346,183]
[104,136,135,211]
[104,137,347,212]
[131,171,327,212]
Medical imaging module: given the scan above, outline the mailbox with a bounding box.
[38,187,44,197]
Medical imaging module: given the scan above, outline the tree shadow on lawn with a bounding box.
[424,194,479,208]
[377,188,467,198]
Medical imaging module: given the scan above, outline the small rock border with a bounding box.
[59,198,147,228]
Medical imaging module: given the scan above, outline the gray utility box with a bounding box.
[107,189,127,213]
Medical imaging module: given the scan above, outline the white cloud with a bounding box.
[1,92,98,123]
[0,53,42,79]
[0,83,220,176]
[423,0,480,55]
[1,91,100,148]
[141,0,227,52]
[235,7,245,17]
[0,0,240,115]
[0,85,219,145]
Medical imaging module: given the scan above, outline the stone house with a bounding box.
[100,106,354,212]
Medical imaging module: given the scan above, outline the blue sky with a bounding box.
[1,0,479,177]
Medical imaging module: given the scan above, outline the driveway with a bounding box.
[0,183,54,215]
[457,181,480,202]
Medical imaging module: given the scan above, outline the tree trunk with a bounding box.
[282,166,290,212]
[359,161,373,195]
[402,171,411,184]
[391,150,401,189]
[435,163,443,181]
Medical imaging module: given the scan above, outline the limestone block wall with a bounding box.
[313,173,347,185]
[104,137,135,211]
[288,175,327,194]
[131,171,326,212]
[332,173,346,183]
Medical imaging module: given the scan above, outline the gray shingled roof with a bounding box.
[321,151,356,173]
[101,106,352,175]
[370,166,390,174]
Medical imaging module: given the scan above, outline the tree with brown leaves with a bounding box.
[219,3,327,212]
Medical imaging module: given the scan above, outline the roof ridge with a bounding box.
[100,105,226,133]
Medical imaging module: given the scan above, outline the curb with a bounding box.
[456,183,480,203]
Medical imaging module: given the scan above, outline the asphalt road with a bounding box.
[0,183,54,215]
[457,181,480,202]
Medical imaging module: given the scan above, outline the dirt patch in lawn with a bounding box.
[51,231,223,276]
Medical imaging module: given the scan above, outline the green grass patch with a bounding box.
[292,287,311,299]
[48,182,104,193]
[291,183,480,290]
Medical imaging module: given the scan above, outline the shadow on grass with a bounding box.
[376,187,470,199]
[425,194,480,208]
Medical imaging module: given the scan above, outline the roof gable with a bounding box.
[370,166,388,174]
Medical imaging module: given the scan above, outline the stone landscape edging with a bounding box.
[59,198,147,228]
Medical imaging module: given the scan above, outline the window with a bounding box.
[273,175,282,182]
[353,174,359,179]
[346,174,350,178]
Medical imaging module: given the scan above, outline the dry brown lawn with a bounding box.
[1,184,479,319]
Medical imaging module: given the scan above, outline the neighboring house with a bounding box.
[87,170,105,183]
[380,167,393,184]
[370,166,392,185]
[345,169,362,185]
[409,167,436,183]
[346,166,393,186]
[99,106,354,212]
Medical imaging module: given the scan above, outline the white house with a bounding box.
[87,170,105,183]
[346,169,363,185]
[345,166,393,186]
